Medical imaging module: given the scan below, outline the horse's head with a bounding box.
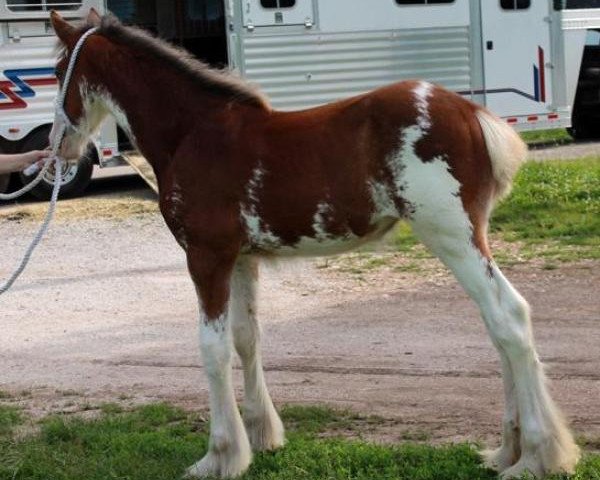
[50,9,109,163]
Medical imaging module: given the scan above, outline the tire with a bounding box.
[568,113,600,140]
[18,127,94,200]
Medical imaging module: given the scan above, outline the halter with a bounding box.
[53,27,99,138]
[0,27,99,295]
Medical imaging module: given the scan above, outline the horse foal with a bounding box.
[50,10,580,479]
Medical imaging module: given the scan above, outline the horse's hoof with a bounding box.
[499,445,580,480]
[500,457,544,479]
[481,446,519,472]
[245,404,285,452]
[184,447,251,479]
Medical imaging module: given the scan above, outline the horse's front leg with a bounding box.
[184,245,252,479]
[230,256,285,452]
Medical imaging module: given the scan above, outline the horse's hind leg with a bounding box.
[230,256,285,451]
[184,246,252,479]
[406,181,579,478]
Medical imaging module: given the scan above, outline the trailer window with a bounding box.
[554,0,600,9]
[395,0,454,4]
[7,0,82,11]
[260,0,296,8]
[500,0,531,9]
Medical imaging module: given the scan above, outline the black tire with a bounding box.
[568,113,600,140]
[18,127,94,200]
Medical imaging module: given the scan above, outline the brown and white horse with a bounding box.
[50,9,580,479]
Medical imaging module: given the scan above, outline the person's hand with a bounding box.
[0,150,52,175]
[21,150,51,167]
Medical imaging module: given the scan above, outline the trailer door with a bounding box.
[481,0,553,117]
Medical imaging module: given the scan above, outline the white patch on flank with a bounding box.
[369,180,399,220]
[388,85,579,478]
[412,81,434,130]
[388,80,474,256]
[240,165,281,249]
[312,202,332,241]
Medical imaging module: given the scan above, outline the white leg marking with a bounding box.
[186,309,252,479]
[487,268,580,479]
[400,80,579,478]
[407,217,579,478]
[482,354,521,472]
[230,257,285,452]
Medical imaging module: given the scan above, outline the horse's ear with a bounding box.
[86,7,102,27]
[50,10,78,48]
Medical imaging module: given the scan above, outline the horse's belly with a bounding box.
[247,217,397,258]
[275,234,369,257]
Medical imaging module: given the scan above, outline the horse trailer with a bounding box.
[1,0,600,197]
[0,0,121,198]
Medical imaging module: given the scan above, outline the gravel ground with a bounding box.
[1,211,598,447]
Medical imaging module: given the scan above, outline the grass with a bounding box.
[491,157,600,261]
[0,403,598,480]
[381,157,600,266]
[520,128,573,146]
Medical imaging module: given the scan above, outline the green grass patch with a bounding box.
[0,405,22,436]
[521,128,573,146]
[0,403,598,479]
[491,157,600,260]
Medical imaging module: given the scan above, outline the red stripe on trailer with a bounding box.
[538,46,546,103]
[527,115,538,122]
[548,113,559,120]
[507,117,518,124]
[27,78,58,87]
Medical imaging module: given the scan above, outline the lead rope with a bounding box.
[0,27,98,295]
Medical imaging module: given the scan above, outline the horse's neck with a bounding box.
[96,60,214,175]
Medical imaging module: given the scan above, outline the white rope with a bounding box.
[0,27,98,295]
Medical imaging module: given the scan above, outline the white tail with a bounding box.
[476,109,528,200]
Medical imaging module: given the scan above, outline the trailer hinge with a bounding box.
[10,28,21,42]
[246,21,254,32]
[544,16,552,24]
[304,17,313,29]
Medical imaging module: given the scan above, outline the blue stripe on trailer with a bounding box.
[533,65,540,102]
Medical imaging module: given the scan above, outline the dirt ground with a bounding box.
[1,141,599,448]
[1,213,598,448]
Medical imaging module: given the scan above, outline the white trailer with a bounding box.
[2,1,600,197]
[0,0,121,199]
[228,0,600,132]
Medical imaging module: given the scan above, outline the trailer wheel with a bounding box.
[568,115,600,140]
[18,128,94,200]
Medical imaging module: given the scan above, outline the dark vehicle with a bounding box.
[570,30,600,139]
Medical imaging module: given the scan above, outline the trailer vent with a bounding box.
[7,0,82,12]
